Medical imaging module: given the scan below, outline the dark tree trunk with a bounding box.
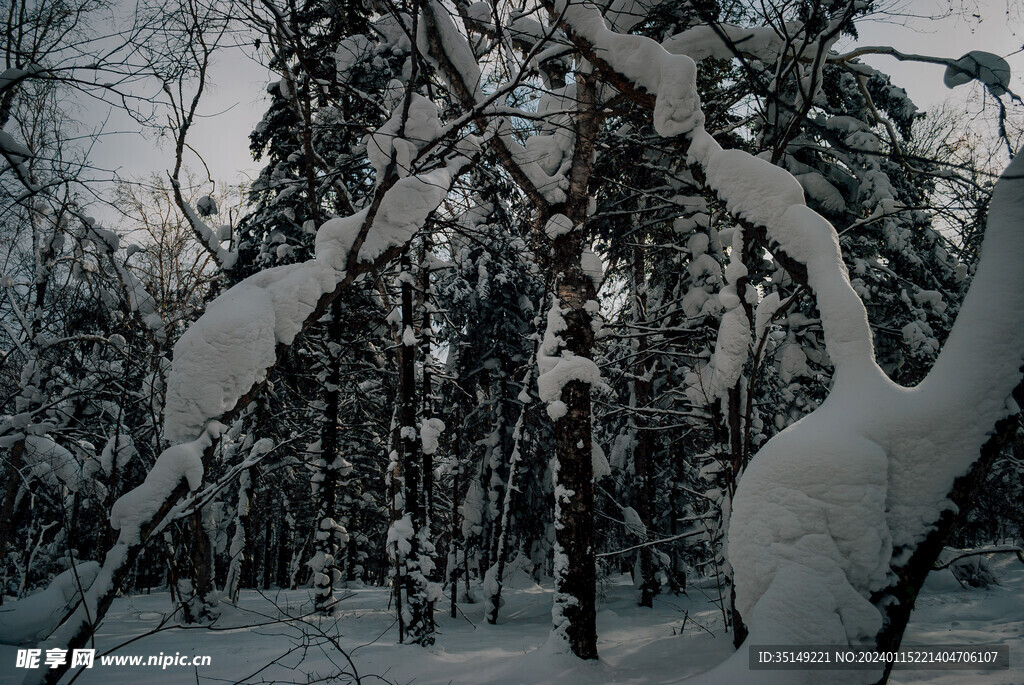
[449,401,462,619]
[276,501,291,587]
[184,509,215,622]
[313,297,346,613]
[552,381,598,659]
[630,245,658,608]
[547,68,600,660]
[485,391,530,625]
[398,249,434,646]
[418,235,439,621]
[262,513,274,590]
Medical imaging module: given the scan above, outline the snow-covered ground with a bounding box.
[2,558,1021,684]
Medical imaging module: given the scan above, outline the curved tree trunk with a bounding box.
[873,380,1023,684]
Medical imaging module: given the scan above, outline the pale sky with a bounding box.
[78,0,1024,224]
[853,0,1024,107]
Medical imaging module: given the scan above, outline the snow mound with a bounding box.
[0,563,101,645]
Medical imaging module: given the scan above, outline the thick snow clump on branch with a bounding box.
[163,261,342,443]
[555,0,703,137]
[0,563,101,645]
[536,297,610,421]
[164,94,473,446]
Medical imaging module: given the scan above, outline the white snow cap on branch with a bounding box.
[536,296,610,421]
[196,195,218,216]
[0,562,101,646]
[23,435,80,493]
[555,0,703,137]
[175,185,237,270]
[317,96,477,271]
[943,51,1011,95]
[335,34,373,79]
[109,421,225,542]
[661,23,792,63]
[544,213,574,239]
[580,246,604,289]
[424,0,483,94]
[708,308,751,399]
[315,168,454,270]
[163,261,341,443]
[420,417,446,455]
[165,111,475,444]
[687,129,876,370]
[368,94,444,179]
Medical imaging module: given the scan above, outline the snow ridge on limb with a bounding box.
[661,23,791,63]
[890,152,1024,548]
[167,95,475,444]
[686,131,878,374]
[420,0,554,209]
[172,187,238,270]
[916,152,1024,426]
[552,0,703,137]
[163,261,341,443]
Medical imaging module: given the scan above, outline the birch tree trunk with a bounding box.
[548,69,601,660]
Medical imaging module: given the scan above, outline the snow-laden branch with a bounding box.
[686,132,877,373]
[422,0,572,208]
[170,187,238,270]
[553,0,703,138]
[659,11,1016,102]
[833,46,1014,95]
[661,21,801,63]
[165,96,477,443]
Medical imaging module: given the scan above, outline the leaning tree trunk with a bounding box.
[484,371,531,624]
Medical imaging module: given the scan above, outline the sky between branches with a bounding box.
[78,0,1024,222]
